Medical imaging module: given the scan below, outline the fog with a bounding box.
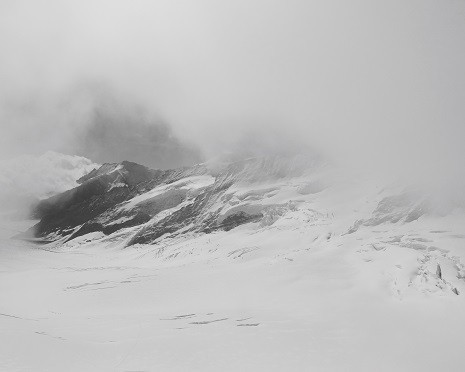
[1,0,465,188]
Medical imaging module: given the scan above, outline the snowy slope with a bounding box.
[28,155,465,299]
[1,155,465,371]
[29,156,316,243]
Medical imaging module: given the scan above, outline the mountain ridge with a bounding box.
[16,153,465,302]
[26,156,316,244]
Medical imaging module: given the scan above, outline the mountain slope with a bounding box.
[4,155,465,371]
[29,156,310,243]
[27,155,465,299]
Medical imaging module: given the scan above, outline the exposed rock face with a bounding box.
[24,155,443,249]
[29,160,204,241]
[436,264,442,280]
[347,191,429,234]
[27,156,306,245]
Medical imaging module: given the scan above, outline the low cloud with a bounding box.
[0,0,464,195]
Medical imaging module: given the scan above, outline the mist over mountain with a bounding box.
[71,89,203,169]
[2,1,465,371]
[76,113,201,170]
[2,0,465,184]
[0,151,98,217]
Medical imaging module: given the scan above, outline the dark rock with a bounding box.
[218,211,263,232]
[25,158,313,245]
[436,264,442,280]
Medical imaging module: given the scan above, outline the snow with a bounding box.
[108,181,127,191]
[1,168,465,371]
[120,175,215,211]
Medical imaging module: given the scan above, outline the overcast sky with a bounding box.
[1,0,464,177]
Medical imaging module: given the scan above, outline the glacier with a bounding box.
[1,154,465,371]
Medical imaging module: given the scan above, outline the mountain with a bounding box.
[0,151,99,216]
[28,156,310,242]
[25,155,465,299]
[5,154,465,371]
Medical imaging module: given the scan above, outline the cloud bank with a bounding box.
[1,0,464,185]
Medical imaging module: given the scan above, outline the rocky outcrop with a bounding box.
[27,161,206,241]
[347,191,428,234]
[25,157,304,244]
